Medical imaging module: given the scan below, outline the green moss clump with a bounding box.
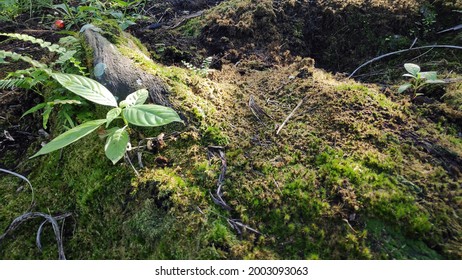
[178,17,203,38]
[202,126,230,146]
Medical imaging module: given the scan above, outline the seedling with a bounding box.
[398,63,445,99]
[30,73,183,164]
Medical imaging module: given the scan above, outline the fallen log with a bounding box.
[82,25,171,106]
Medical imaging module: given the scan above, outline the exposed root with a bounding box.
[0,212,72,260]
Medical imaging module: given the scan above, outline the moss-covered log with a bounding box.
[82,27,171,105]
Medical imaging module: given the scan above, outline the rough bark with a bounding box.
[82,28,171,106]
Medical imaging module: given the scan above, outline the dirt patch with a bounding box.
[133,0,462,73]
[198,0,461,72]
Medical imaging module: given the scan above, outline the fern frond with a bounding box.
[182,57,213,77]
[0,33,68,55]
[58,36,81,50]
[0,50,50,70]
[1,67,50,90]
[201,56,213,69]
[54,50,77,65]
[68,57,87,75]
[0,78,29,90]
[56,36,87,74]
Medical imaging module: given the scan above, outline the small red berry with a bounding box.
[54,20,65,29]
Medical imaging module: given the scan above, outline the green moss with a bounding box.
[117,43,218,128]
[178,17,203,38]
[94,19,122,44]
[366,219,442,259]
[2,4,461,259]
[336,83,397,110]
[202,126,230,146]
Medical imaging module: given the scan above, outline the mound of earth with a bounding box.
[1,0,461,260]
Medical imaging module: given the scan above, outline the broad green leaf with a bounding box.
[98,127,119,138]
[113,0,129,7]
[51,73,117,107]
[104,127,129,164]
[77,6,99,13]
[22,100,81,119]
[21,103,47,118]
[106,107,122,128]
[56,50,77,65]
[419,71,438,80]
[123,104,183,127]
[119,20,136,30]
[425,79,446,84]
[121,89,149,107]
[404,63,420,76]
[398,83,412,93]
[30,119,106,158]
[110,11,124,19]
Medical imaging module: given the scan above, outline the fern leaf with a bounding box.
[0,50,50,70]
[55,50,77,65]
[0,78,28,89]
[0,33,68,55]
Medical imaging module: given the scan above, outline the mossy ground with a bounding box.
[1,0,461,259]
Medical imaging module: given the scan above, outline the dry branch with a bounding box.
[0,212,72,260]
[208,146,232,210]
[349,45,462,78]
[0,168,35,209]
[276,98,305,135]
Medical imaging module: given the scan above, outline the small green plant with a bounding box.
[0,0,53,22]
[0,33,87,128]
[398,63,445,99]
[0,33,86,77]
[30,73,183,164]
[53,0,147,30]
[182,57,213,77]
[419,5,437,34]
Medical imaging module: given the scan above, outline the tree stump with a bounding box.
[82,27,171,106]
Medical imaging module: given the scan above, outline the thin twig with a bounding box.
[342,219,357,233]
[437,24,462,34]
[208,146,232,210]
[197,207,262,236]
[36,220,47,252]
[272,177,283,195]
[276,98,305,135]
[409,48,435,63]
[0,212,71,260]
[228,219,262,235]
[249,95,272,122]
[0,168,35,209]
[164,10,204,29]
[409,37,418,49]
[348,45,462,78]
[124,153,140,177]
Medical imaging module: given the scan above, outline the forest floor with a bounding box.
[0,0,461,259]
